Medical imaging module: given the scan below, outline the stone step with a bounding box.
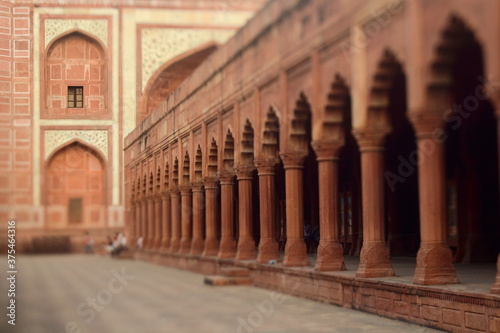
[220,267,249,277]
[204,275,252,286]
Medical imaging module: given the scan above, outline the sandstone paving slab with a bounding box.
[0,255,444,333]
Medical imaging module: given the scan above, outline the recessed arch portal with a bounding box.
[45,141,107,228]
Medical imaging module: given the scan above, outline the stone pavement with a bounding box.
[0,255,443,333]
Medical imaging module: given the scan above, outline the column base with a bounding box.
[202,238,219,256]
[143,237,153,249]
[179,238,192,254]
[491,255,500,294]
[190,238,204,255]
[153,238,162,250]
[159,238,170,252]
[169,239,180,253]
[414,242,458,285]
[235,237,257,260]
[315,240,346,271]
[218,238,236,258]
[256,238,280,263]
[283,238,310,267]
[356,241,394,278]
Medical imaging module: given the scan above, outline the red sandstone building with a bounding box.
[123,0,500,332]
[0,0,263,249]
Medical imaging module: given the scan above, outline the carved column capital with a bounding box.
[180,184,192,195]
[352,127,390,152]
[218,170,235,184]
[311,140,343,161]
[279,151,307,169]
[235,165,255,180]
[161,190,170,199]
[203,177,218,189]
[408,110,445,139]
[169,186,180,196]
[190,181,204,192]
[254,158,278,175]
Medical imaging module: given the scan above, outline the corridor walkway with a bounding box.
[0,255,443,333]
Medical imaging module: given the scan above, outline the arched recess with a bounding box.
[44,30,107,117]
[262,108,286,249]
[290,93,319,253]
[163,162,170,190]
[194,145,203,182]
[183,151,190,185]
[155,167,161,193]
[45,141,107,228]
[369,50,420,257]
[139,42,219,122]
[172,158,179,188]
[430,16,499,263]
[325,75,362,256]
[208,138,219,178]
[223,129,235,171]
[223,129,238,237]
[241,119,260,245]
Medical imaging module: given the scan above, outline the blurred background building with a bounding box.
[0,0,266,252]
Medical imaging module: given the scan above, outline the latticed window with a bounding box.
[68,86,83,108]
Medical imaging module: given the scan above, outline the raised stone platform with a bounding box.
[135,250,500,333]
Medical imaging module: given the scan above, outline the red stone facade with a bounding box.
[124,0,500,331]
[0,0,265,251]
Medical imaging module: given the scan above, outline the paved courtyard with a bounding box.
[0,255,443,333]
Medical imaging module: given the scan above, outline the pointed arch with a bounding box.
[139,41,219,121]
[366,49,404,131]
[289,92,312,151]
[44,141,107,227]
[223,129,235,170]
[262,108,280,159]
[241,119,255,166]
[195,145,203,182]
[208,138,218,177]
[322,74,350,142]
[163,162,170,189]
[155,166,161,192]
[172,157,179,187]
[44,30,108,116]
[183,151,190,184]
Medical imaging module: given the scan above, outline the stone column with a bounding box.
[280,152,310,267]
[491,90,500,294]
[218,171,236,258]
[202,178,219,256]
[179,185,192,254]
[160,191,171,251]
[255,160,280,263]
[153,194,162,249]
[129,200,136,247]
[190,182,205,255]
[410,117,458,285]
[312,141,345,271]
[354,130,394,277]
[235,166,257,260]
[134,199,142,245]
[169,187,181,252]
[145,195,155,249]
[141,198,148,247]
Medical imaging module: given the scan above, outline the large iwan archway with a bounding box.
[45,142,107,228]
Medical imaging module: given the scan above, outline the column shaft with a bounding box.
[236,168,256,260]
[179,186,192,253]
[218,172,236,258]
[203,179,219,256]
[190,184,205,255]
[256,162,279,263]
[414,134,458,284]
[356,147,394,277]
[153,196,162,249]
[160,193,171,251]
[281,153,310,267]
[169,188,181,252]
[313,142,345,271]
